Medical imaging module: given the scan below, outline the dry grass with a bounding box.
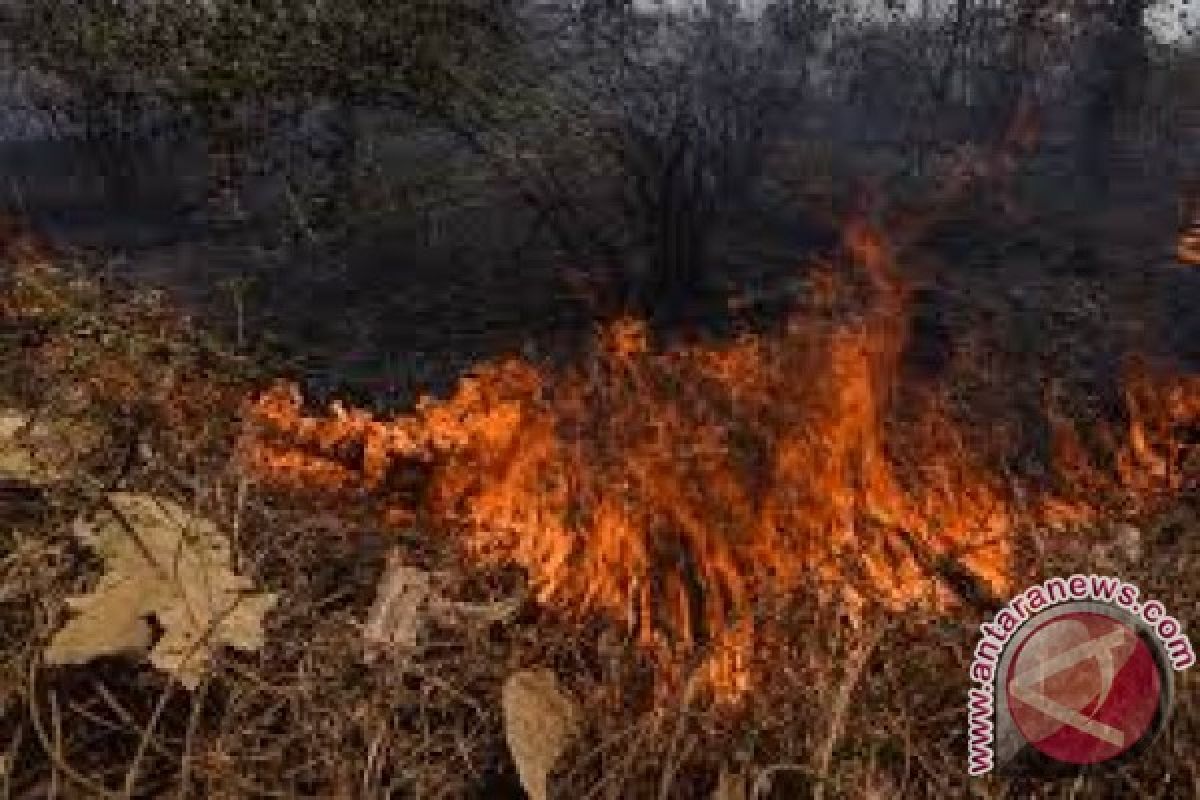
[1,218,1199,799]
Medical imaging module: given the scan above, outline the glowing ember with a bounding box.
[1180,189,1200,265]
[241,219,1198,700]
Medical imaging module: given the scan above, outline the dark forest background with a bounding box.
[0,0,1196,402]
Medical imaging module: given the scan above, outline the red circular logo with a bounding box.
[1006,611,1164,765]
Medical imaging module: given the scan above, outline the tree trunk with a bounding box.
[1080,0,1148,198]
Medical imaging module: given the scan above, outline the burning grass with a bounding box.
[3,210,1199,797]
[243,217,1200,702]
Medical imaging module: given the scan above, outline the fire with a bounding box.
[241,219,1198,700]
[1179,182,1200,265]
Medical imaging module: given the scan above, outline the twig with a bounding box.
[573,715,654,800]
[812,622,883,800]
[88,680,176,759]
[25,659,122,799]
[1,721,22,800]
[361,719,388,799]
[49,690,62,799]
[283,180,319,245]
[121,675,176,798]
[751,764,812,799]
[657,733,697,800]
[177,674,211,800]
[656,672,701,800]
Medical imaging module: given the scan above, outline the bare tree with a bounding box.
[459,1,825,318]
[1078,0,1151,195]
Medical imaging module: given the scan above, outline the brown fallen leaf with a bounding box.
[45,493,277,688]
[502,669,579,800]
[363,549,432,665]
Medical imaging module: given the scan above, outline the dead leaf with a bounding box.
[363,549,431,665]
[45,493,277,689]
[502,669,579,800]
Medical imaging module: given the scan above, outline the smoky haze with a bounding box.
[0,0,1195,398]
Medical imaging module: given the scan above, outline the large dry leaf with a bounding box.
[45,493,277,688]
[363,550,431,665]
[502,669,579,800]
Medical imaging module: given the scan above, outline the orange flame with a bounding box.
[1179,183,1200,265]
[240,219,1198,700]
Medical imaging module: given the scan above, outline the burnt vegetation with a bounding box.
[0,0,1192,397]
[0,1,1199,798]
